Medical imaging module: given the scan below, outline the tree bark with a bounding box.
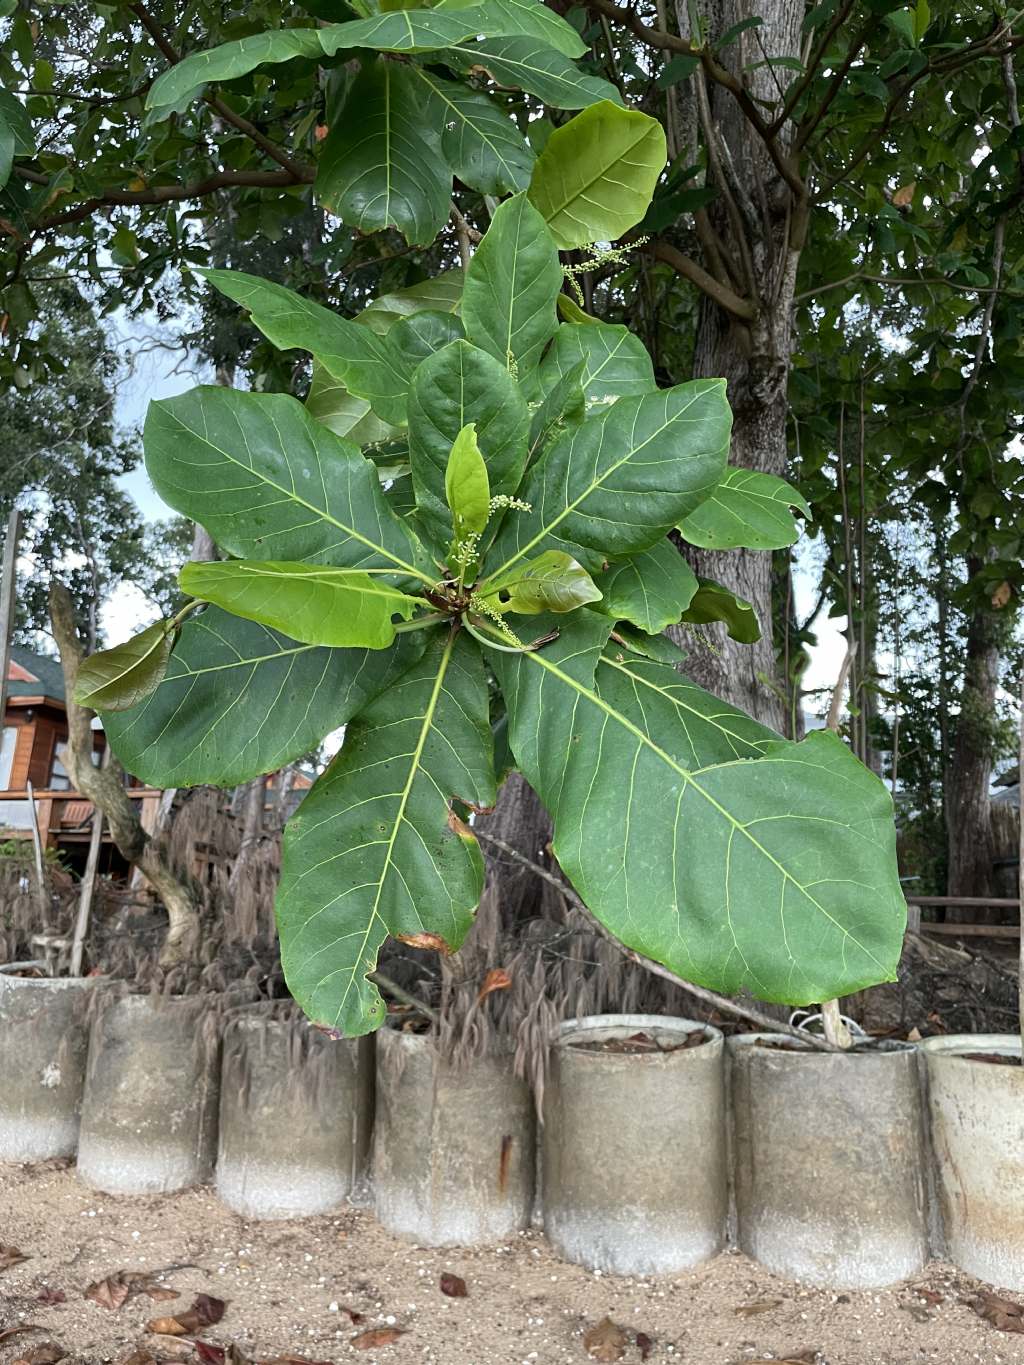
[946,575,1004,906]
[49,580,203,966]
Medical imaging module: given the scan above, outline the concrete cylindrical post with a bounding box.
[921,1033,1024,1288]
[374,1024,535,1245]
[0,965,102,1162]
[543,1014,727,1275]
[729,1034,929,1288]
[216,1007,366,1219]
[77,994,221,1195]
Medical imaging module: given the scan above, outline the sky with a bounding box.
[105,315,850,711]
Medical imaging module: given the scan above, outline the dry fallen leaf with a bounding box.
[974,1290,1024,1333]
[146,1292,227,1337]
[118,1352,159,1365]
[12,1343,66,1365]
[636,1330,654,1361]
[734,1298,783,1317]
[397,931,451,954]
[892,182,916,207]
[439,1272,467,1298]
[583,1316,627,1362]
[477,967,512,1004]
[351,1327,405,1350]
[193,1343,226,1365]
[35,1289,65,1306]
[736,1356,818,1365]
[85,1273,132,1311]
[143,1286,181,1303]
[0,1245,29,1273]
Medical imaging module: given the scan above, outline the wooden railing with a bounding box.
[0,788,162,845]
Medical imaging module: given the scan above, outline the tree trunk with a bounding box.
[49,581,203,966]
[947,578,1004,906]
[229,776,265,894]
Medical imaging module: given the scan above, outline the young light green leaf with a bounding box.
[556,293,602,325]
[445,424,491,542]
[412,69,535,196]
[598,540,699,633]
[539,321,656,403]
[680,578,761,642]
[199,268,410,425]
[677,466,811,550]
[407,340,529,538]
[317,61,452,247]
[445,35,622,110]
[73,620,174,713]
[144,387,430,581]
[179,560,422,651]
[527,102,666,248]
[491,611,905,1005]
[484,550,601,614]
[461,192,562,387]
[278,630,496,1036]
[487,380,731,577]
[103,608,423,788]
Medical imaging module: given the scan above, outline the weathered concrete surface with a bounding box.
[543,1014,727,1275]
[730,1035,928,1288]
[217,1008,364,1219]
[921,1033,1024,1288]
[0,966,101,1162]
[77,994,220,1195]
[374,1025,535,1245]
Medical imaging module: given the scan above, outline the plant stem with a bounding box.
[820,640,859,1049]
[474,829,840,1051]
[369,970,439,1025]
[393,612,447,634]
[1018,667,1023,1058]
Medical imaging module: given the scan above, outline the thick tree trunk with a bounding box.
[947,585,1003,905]
[49,581,203,966]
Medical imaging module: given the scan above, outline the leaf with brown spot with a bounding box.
[636,1331,654,1361]
[35,1289,65,1306]
[85,1273,132,1311]
[0,1245,29,1273]
[440,1272,467,1298]
[397,932,451,955]
[583,1316,627,1361]
[992,581,1012,609]
[974,1290,1024,1333]
[734,1298,783,1316]
[351,1327,405,1349]
[476,967,511,1003]
[12,1343,67,1365]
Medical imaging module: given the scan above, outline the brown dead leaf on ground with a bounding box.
[439,1272,467,1298]
[636,1331,654,1361]
[0,1245,29,1272]
[734,1299,783,1316]
[142,1286,181,1302]
[34,1289,65,1306]
[351,1327,405,1349]
[147,1293,227,1337]
[974,1290,1024,1333]
[732,1355,818,1365]
[12,1343,67,1365]
[476,967,511,1003]
[85,1273,133,1311]
[583,1316,627,1361]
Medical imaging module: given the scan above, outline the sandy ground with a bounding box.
[1,1162,1023,1365]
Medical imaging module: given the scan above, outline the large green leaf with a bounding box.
[528,102,666,248]
[361,270,464,335]
[407,340,529,537]
[278,630,495,1035]
[681,579,761,642]
[484,550,602,614]
[74,621,174,713]
[445,35,622,110]
[486,380,731,577]
[440,0,587,56]
[412,69,535,196]
[146,11,496,121]
[305,362,398,446]
[144,387,431,583]
[678,467,812,550]
[461,192,562,387]
[528,358,587,464]
[0,88,32,188]
[179,560,422,650]
[103,608,421,788]
[200,269,410,424]
[538,321,656,403]
[388,310,465,373]
[491,612,905,1004]
[317,61,451,246]
[598,539,699,633]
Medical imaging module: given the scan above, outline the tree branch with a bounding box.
[648,239,757,320]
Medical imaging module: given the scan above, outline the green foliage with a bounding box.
[87,200,905,1035]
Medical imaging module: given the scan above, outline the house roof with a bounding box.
[6,646,66,703]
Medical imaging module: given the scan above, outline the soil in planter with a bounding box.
[569,1029,710,1055]
[959,1051,1023,1066]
